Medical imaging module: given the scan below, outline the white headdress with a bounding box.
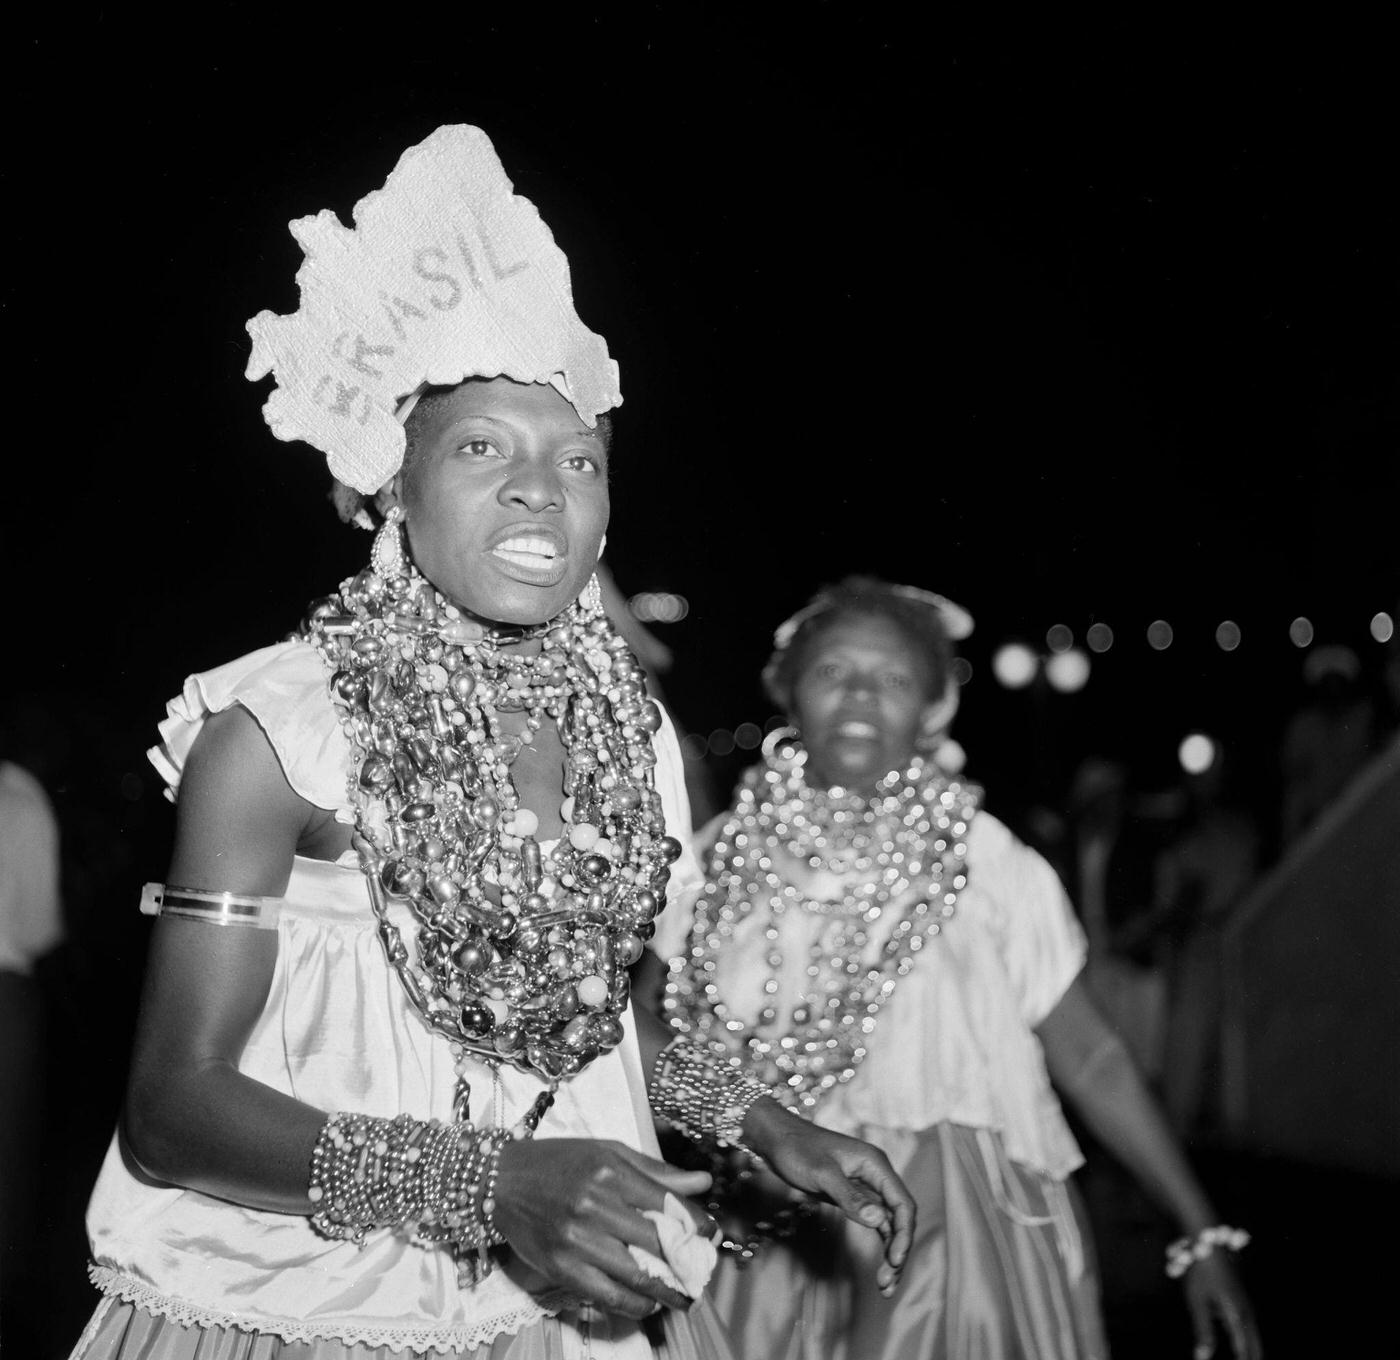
[245,125,622,494]
[761,578,974,710]
[770,583,975,654]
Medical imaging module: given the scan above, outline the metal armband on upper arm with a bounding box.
[139,883,283,929]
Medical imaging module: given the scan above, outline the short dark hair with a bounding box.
[762,575,956,712]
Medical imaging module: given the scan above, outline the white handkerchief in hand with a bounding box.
[628,1192,719,1299]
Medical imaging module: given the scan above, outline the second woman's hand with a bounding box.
[1183,1252,1264,1360]
[741,1097,916,1294]
[491,1138,715,1319]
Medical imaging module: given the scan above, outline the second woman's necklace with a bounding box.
[664,754,981,1111]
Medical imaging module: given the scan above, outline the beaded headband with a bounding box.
[245,124,622,495]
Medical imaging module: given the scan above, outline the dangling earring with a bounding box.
[580,572,603,617]
[761,725,807,773]
[931,737,967,774]
[917,719,965,773]
[371,505,408,580]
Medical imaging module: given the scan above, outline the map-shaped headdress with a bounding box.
[246,124,622,494]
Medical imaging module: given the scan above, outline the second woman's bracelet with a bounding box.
[1164,1224,1251,1279]
[647,1035,775,1153]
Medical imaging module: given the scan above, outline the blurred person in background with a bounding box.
[648,576,1262,1360]
[1060,756,1170,1084]
[1118,745,1260,1139]
[1280,645,1381,842]
[1,702,66,1356]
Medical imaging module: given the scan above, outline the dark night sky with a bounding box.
[5,9,1398,832]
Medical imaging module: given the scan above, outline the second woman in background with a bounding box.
[649,576,1262,1360]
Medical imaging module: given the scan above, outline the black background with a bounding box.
[6,9,1397,822]
[3,8,1397,1357]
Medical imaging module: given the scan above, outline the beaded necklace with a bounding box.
[304,560,681,1120]
[664,752,981,1113]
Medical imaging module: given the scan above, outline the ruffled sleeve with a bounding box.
[970,813,1087,1027]
[147,639,352,819]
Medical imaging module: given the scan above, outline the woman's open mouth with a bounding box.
[833,719,880,740]
[493,535,558,569]
[487,527,569,585]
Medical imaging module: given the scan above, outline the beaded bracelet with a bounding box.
[307,1111,509,1257]
[647,1037,775,1153]
[1164,1224,1251,1279]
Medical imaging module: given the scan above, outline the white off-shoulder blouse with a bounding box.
[650,802,1088,1180]
[84,639,703,1355]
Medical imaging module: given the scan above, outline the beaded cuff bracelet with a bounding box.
[307,1111,509,1261]
[647,1036,774,1153]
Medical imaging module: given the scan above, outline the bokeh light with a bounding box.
[1289,616,1314,647]
[707,728,735,757]
[1045,648,1091,692]
[1086,622,1114,653]
[951,657,974,686]
[1046,624,1074,654]
[627,592,689,623]
[1147,620,1174,651]
[1371,612,1395,644]
[1216,620,1242,651]
[1179,732,1217,775]
[734,722,763,750]
[992,643,1039,689]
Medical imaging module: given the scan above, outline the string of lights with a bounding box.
[666,608,1396,769]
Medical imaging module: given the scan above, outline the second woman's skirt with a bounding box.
[709,1120,1110,1360]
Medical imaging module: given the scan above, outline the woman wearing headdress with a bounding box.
[650,576,1263,1360]
[68,129,913,1360]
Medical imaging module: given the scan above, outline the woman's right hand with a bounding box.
[741,1098,916,1293]
[492,1138,715,1318]
[1183,1251,1263,1360]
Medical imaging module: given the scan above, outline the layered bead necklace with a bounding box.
[664,750,981,1114]
[304,560,681,1121]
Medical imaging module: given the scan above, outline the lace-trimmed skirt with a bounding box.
[69,1295,737,1360]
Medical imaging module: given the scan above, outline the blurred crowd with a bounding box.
[1043,638,1400,1145]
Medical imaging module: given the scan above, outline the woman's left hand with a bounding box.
[741,1097,915,1294]
[1183,1252,1263,1359]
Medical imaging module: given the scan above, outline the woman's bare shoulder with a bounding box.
[167,705,318,894]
